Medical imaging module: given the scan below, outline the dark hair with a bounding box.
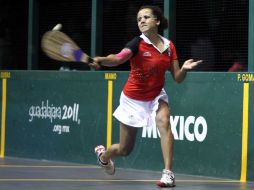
[139,5,168,30]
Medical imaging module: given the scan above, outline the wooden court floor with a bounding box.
[0,157,253,190]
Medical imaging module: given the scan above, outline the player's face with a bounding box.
[137,8,160,34]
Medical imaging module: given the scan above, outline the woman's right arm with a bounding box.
[90,48,132,68]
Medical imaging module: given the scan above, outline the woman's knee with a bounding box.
[156,115,170,126]
[119,123,137,156]
[156,114,172,135]
[156,101,170,125]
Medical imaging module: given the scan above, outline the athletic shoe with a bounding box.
[94,145,115,175]
[157,169,176,187]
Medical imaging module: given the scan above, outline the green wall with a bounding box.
[248,83,254,179]
[0,71,253,181]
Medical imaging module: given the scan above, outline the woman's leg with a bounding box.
[100,122,138,162]
[155,100,174,170]
[156,100,175,187]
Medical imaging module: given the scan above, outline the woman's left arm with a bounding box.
[170,59,202,83]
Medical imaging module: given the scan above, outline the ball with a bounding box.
[52,23,62,31]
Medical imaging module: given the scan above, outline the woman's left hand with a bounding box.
[181,59,203,71]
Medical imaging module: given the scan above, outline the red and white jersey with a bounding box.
[123,34,178,101]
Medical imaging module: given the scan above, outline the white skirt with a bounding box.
[113,88,169,128]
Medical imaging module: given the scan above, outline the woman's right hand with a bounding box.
[89,57,102,70]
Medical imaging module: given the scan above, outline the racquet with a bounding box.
[41,30,93,64]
